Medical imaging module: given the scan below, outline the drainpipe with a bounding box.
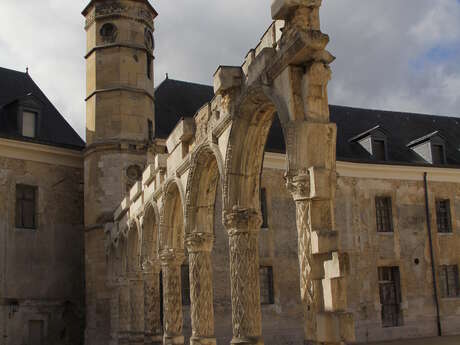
[423,172,442,337]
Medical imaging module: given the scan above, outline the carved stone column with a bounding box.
[160,249,186,345]
[185,233,216,345]
[118,277,131,345]
[129,272,145,345]
[224,208,263,345]
[143,261,163,345]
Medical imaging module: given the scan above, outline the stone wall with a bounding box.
[0,155,84,345]
[336,175,460,343]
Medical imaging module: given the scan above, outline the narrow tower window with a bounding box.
[146,53,152,80]
[148,119,154,142]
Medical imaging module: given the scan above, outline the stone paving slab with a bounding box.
[366,335,460,345]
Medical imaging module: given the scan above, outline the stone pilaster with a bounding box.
[160,249,186,345]
[143,261,163,345]
[118,277,131,345]
[185,232,216,345]
[129,272,145,345]
[224,208,263,345]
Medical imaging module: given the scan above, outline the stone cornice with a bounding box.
[0,138,83,169]
[264,152,460,183]
[85,86,154,102]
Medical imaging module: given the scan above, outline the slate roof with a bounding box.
[155,77,460,167]
[0,67,85,150]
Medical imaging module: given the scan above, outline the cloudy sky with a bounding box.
[0,0,459,140]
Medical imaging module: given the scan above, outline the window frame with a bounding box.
[378,266,403,328]
[436,199,452,234]
[18,106,41,139]
[15,184,38,230]
[259,266,274,305]
[375,196,394,233]
[439,265,460,298]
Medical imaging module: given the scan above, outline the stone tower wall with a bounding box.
[82,1,157,344]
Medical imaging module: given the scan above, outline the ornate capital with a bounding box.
[160,248,185,267]
[286,170,310,201]
[223,207,262,235]
[142,259,161,274]
[185,232,214,253]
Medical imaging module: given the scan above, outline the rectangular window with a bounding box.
[432,144,445,164]
[378,267,403,328]
[373,139,386,161]
[259,266,274,305]
[260,188,268,229]
[22,111,36,138]
[375,196,393,232]
[29,320,44,345]
[148,119,154,142]
[147,53,152,80]
[439,265,460,298]
[181,265,191,306]
[16,184,37,229]
[436,199,452,233]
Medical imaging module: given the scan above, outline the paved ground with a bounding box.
[367,335,460,345]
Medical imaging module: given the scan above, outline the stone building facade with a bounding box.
[0,67,85,344]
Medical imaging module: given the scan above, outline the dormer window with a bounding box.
[350,125,388,161]
[22,111,37,138]
[407,131,446,165]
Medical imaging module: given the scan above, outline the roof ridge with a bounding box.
[330,104,460,120]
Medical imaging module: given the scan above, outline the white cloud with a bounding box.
[0,0,459,140]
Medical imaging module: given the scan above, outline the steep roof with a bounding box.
[154,77,460,167]
[0,67,85,150]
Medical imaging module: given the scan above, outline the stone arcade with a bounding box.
[80,1,460,345]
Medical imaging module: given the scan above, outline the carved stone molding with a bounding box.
[144,271,162,342]
[286,170,310,201]
[85,2,155,30]
[223,207,262,236]
[185,232,214,253]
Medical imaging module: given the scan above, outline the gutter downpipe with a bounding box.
[423,172,442,337]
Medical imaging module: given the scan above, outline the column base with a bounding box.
[230,337,263,345]
[164,335,185,345]
[144,334,163,345]
[129,331,145,345]
[190,336,216,345]
[118,331,131,345]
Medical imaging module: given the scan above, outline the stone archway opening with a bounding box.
[185,144,223,345]
[160,181,186,345]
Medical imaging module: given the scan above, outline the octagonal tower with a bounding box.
[82,1,157,344]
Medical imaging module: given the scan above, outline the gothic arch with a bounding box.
[160,179,186,251]
[127,220,141,274]
[185,142,224,235]
[141,199,160,265]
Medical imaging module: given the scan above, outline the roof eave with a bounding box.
[82,0,158,18]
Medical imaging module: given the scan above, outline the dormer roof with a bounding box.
[0,67,85,150]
